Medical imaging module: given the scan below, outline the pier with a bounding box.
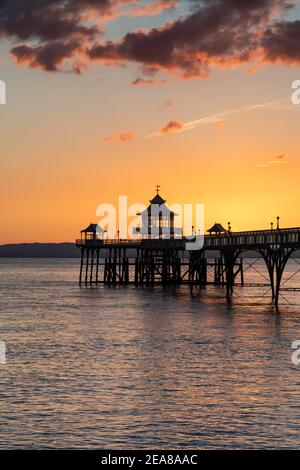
[76,190,300,307]
[76,228,300,307]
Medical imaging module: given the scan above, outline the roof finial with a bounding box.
[156,184,160,194]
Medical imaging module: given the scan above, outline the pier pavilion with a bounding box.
[81,223,105,241]
[134,186,181,240]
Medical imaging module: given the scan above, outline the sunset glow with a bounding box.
[1,0,300,243]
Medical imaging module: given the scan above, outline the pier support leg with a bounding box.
[260,249,275,302]
[222,249,241,303]
[135,250,139,285]
[79,248,84,286]
[96,249,100,285]
[260,247,294,308]
[240,258,244,286]
[188,250,205,287]
[85,248,90,286]
[214,257,222,286]
[90,248,94,285]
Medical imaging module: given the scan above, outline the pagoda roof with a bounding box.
[141,193,175,215]
[141,204,175,215]
[149,193,166,205]
[207,223,227,233]
[137,189,176,215]
[81,223,105,233]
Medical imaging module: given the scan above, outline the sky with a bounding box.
[1,0,300,243]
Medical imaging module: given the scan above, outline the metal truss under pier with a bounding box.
[76,227,300,307]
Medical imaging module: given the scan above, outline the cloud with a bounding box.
[160,120,183,134]
[256,154,287,168]
[269,154,286,164]
[0,0,100,42]
[151,109,239,137]
[87,0,295,78]
[4,0,300,75]
[262,20,300,65]
[131,77,166,86]
[2,0,133,72]
[104,96,296,141]
[103,131,135,142]
[244,98,288,112]
[11,40,82,72]
[147,97,292,138]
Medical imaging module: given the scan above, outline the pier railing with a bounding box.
[76,239,142,248]
[205,228,300,249]
[76,239,104,246]
[76,228,300,250]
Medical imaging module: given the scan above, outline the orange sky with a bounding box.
[1,1,300,243]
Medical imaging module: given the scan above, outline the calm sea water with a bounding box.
[1,258,300,449]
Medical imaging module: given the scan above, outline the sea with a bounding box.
[1,257,300,449]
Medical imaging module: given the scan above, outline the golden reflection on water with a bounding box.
[1,259,300,449]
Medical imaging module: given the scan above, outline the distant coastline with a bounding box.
[0,243,80,258]
[0,243,299,258]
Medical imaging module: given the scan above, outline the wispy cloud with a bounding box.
[147,97,291,138]
[131,77,167,86]
[104,97,296,143]
[244,98,289,112]
[256,154,287,168]
[103,131,135,143]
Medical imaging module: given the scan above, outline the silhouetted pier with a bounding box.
[76,227,300,307]
[76,189,300,307]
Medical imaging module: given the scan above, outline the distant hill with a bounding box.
[0,243,80,258]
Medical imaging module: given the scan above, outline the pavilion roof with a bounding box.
[149,193,166,205]
[207,223,227,233]
[81,223,105,233]
[138,192,174,216]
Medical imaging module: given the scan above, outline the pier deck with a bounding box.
[76,227,300,307]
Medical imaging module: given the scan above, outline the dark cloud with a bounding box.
[1,0,300,74]
[262,20,300,63]
[0,0,103,42]
[11,40,82,72]
[88,0,292,77]
[1,0,131,71]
